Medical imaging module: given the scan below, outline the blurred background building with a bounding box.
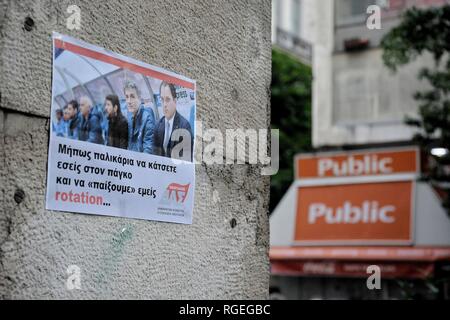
[270,0,450,300]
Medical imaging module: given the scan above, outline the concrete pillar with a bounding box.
[0,0,271,299]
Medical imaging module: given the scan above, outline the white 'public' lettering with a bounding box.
[318,155,393,177]
[308,201,395,224]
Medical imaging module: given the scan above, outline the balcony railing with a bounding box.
[275,28,312,65]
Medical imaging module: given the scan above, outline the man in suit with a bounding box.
[154,81,193,161]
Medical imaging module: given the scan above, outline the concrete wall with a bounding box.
[312,0,337,147]
[0,0,271,299]
[328,48,434,144]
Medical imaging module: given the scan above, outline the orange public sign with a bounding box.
[295,147,419,179]
[294,181,414,244]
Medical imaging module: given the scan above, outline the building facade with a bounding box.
[312,0,449,147]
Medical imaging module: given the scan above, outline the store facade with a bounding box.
[270,146,450,299]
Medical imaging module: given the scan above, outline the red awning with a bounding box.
[270,246,450,279]
[270,246,450,262]
[271,260,434,279]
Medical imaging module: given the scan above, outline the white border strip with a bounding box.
[294,173,418,187]
[294,145,420,159]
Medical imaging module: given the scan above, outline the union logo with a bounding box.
[164,183,190,204]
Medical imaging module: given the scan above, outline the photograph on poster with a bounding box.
[46,33,196,224]
[51,37,195,161]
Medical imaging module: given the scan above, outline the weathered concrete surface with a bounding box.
[0,0,271,299]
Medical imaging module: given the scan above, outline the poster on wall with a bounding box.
[46,32,196,224]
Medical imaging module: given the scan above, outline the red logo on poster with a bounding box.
[165,183,190,203]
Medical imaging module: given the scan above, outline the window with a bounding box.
[85,77,113,107]
[55,95,67,108]
[72,85,89,102]
[62,91,73,103]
